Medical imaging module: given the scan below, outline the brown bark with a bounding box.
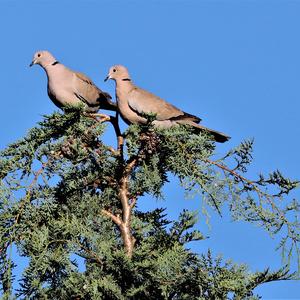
[101,113,137,258]
[102,159,137,258]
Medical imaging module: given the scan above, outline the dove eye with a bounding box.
[37,54,41,57]
[113,69,116,72]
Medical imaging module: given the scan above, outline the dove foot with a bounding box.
[88,113,111,122]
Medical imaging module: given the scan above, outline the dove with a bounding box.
[104,65,230,143]
[30,50,116,113]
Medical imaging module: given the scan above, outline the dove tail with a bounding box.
[177,120,230,143]
[98,92,117,111]
[193,123,230,143]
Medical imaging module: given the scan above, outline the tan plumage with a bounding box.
[105,65,230,143]
[30,50,116,113]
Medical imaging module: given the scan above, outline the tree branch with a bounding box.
[117,158,137,258]
[101,157,138,258]
[109,114,124,154]
[88,112,124,155]
[28,162,48,190]
[206,158,285,217]
[206,159,253,186]
[101,209,122,226]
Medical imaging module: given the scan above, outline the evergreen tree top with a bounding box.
[0,108,299,299]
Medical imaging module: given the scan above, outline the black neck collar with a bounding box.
[122,78,131,81]
[51,61,59,66]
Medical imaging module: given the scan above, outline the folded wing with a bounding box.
[128,87,201,123]
[74,71,116,112]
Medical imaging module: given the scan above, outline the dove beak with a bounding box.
[104,75,110,82]
[29,60,35,67]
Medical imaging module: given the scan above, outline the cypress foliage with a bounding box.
[0,108,298,299]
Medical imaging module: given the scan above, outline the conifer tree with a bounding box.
[0,108,299,299]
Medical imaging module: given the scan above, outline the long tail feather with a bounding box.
[177,120,230,143]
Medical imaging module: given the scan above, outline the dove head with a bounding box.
[105,65,131,82]
[30,50,57,68]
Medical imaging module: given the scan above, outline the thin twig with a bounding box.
[28,162,48,190]
[15,162,49,225]
[206,158,285,218]
[206,159,253,185]
[129,197,137,209]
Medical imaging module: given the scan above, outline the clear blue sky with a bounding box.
[0,0,299,298]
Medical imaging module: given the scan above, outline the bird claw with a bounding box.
[88,113,111,123]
